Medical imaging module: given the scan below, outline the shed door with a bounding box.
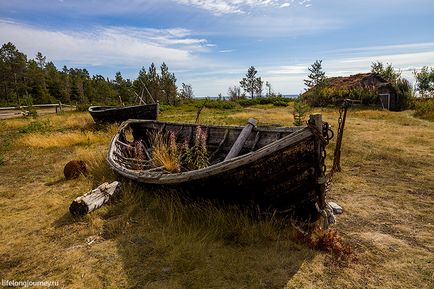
[379,93,390,110]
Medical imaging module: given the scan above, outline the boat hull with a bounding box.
[88,104,158,123]
[107,120,326,220]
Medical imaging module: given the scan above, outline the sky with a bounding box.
[1,0,433,96]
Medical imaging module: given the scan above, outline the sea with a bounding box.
[195,94,298,100]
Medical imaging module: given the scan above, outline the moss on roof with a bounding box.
[323,73,391,90]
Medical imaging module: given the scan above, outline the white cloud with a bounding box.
[0,20,211,68]
[219,49,234,53]
[265,65,306,75]
[186,43,434,95]
[172,0,313,15]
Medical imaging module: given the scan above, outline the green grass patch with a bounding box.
[19,119,53,133]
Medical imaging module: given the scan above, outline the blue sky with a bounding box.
[1,0,433,96]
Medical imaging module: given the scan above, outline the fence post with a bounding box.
[309,113,326,209]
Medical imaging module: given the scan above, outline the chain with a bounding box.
[326,99,351,193]
[307,120,333,176]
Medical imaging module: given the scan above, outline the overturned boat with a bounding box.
[107,114,332,220]
[88,103,159,124]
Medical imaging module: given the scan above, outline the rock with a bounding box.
[64,160,88,180]
[328,201,343,214]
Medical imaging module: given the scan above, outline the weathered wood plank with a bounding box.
[224,118,257,160]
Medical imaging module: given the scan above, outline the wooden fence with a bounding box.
[0,103,77,120]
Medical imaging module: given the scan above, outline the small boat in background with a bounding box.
[88,103,159,124]
[106,114,332,221]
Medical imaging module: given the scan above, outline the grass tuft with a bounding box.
[150,131,181,173]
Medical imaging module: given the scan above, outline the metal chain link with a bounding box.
[307,120,333,176]
[325,99,351,193]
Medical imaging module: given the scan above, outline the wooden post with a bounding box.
[332,101,349,172]
[310,114,326,209]
[225,118,257,161]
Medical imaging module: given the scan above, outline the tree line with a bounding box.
[0,42,194,106]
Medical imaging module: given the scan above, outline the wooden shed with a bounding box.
[306,73,399,110]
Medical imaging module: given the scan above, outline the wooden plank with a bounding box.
[210,129,229,160]
[251,131,260,151]
[224,118,257,161]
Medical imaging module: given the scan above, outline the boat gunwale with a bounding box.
[88,103,158,114]
[107,119,314,184]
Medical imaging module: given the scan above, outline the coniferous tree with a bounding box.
[240,66,262,99]
[160,62,177,104]
[0,42,181,106]
[0,42,27,104]
[27,58,52,104]
[147,63,161,102]
[304,60,326,89]
[45,62,67,103]
[114,72,133,104]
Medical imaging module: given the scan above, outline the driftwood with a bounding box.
[224,118,257,160]
[69,181,121,216]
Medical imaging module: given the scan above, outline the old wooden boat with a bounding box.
[88,103,159,124]
[107,114,332,220]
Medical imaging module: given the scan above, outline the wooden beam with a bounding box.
[224,118,257,161]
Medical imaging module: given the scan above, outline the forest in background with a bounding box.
[0,42,179,106]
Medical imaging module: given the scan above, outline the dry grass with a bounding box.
[150,131,181,172]
[20,131,110,148]
[228,105,296,126]
[0,107,433,289]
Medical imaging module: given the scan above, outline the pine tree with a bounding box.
[0,42,27,105]
[240,66,262,99]
[304,60,326,89]
[160,62,177,105]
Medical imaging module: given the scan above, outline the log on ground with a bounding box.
[69,181,121,216]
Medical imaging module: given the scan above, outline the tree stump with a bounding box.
[64,160,88,180]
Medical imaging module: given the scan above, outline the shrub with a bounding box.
[76,103,90,112]
[237,97,291,107]
[272,100,288,107]
[293,101,311,126]
[19,120,52,133]
[297,227,355,265]
[203,99,240,110]
[394,78,414,111]
[414,98,434,121]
